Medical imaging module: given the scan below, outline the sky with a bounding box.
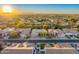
[0,4,79,14]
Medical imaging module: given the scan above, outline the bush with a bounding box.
[39,31,48,37]
[40,44,45,49]
[0,25,7,29]
[9,31,20,38]
[0,44,3,52]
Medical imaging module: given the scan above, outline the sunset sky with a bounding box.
[0,4,79,14]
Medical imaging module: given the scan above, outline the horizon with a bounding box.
[0,4,79,14]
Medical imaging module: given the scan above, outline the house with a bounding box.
[16,28,31,38]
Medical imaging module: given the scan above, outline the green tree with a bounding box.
[9,31,20,38]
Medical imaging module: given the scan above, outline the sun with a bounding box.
[2,5,13,13]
